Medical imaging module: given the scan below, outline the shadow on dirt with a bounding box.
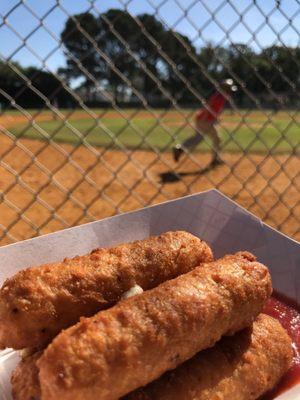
[159,164,218,184]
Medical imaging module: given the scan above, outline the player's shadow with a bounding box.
[159,164,214,184]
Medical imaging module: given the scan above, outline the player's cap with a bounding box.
[221,78,238,92]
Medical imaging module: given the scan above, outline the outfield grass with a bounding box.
[8,109,300,153]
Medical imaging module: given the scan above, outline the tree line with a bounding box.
[0,61,72,109]
[1,9,300,109]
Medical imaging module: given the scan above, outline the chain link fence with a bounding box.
[0,0,299,245]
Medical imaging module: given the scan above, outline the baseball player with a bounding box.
[173,79,237,166]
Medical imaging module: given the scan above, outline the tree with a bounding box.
[0,61,24,104]
[98,9,138,101]
[260,46,300,92]
[25,66,72,106]
[128,13,167,99]
[60,12,103,100]
[197,44,228,94]
[0,61,73,108]
[158,31,201,102]
[59,8,300,107]
[61,11,168,102]
[61,10,138,101]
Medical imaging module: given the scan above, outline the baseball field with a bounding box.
[0,108,299,245]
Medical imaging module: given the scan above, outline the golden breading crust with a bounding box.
[0,231,212,349]
[11,352,42,400]
[12,314,293,400]
[125,314,293,400]
[10,315,292,400]
[37,252,272,400]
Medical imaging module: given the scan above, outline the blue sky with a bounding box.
[1,0,300,72]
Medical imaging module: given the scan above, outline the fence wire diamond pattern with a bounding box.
[0,0,299,245]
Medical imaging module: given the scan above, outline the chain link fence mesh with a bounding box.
[0,0,299,245]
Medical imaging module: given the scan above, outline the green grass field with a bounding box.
[9,109,300,153]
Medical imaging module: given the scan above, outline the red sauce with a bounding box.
[262,292,300,399]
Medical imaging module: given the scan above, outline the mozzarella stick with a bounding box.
[38,252,272,400]
[11,352,42,400]
[125,314,293,400]
[11,315,292,400]
[0,231,212,350]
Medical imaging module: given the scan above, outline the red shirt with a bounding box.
[196,92,226,122]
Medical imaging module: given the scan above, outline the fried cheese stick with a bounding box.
[37,252,272,400]
[0,231,212,349]
[11,351,42,400]
[125,314,293,400]
[11,315,292,400]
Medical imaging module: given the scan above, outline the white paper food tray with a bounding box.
[0,189,299,400]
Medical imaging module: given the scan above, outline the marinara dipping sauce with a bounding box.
[262,292,300,399]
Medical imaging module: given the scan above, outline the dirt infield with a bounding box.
[0,132,299,246]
